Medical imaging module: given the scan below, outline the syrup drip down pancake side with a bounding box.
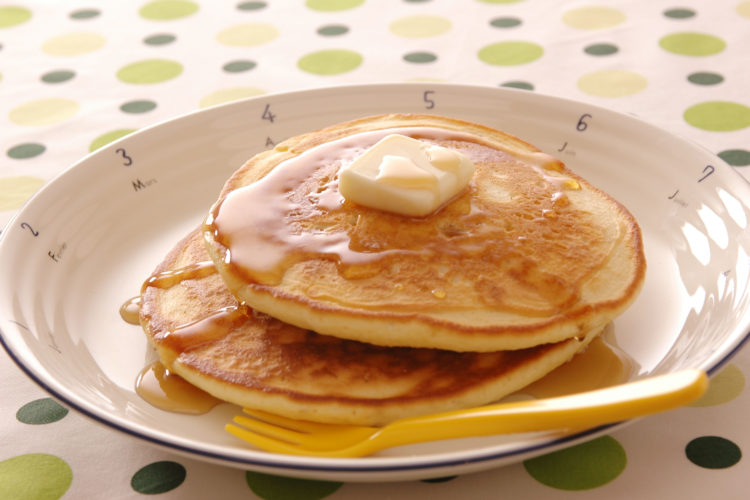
[203,114,646,352]
[139,229,601,426]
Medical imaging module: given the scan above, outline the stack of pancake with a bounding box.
[138,114,645,426]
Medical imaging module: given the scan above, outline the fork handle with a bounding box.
[379,369,708,446]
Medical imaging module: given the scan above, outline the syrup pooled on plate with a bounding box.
[135,361,222,415]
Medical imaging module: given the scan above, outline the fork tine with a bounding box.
[225,423,324,456]
[233,415,309,445]
[242,409,356,434]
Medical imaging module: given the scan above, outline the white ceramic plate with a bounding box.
[2,83,750,482]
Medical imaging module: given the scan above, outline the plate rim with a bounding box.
[2,81,750,478]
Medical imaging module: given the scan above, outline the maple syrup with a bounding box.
[119,296,141,325]
[135,361,221,414]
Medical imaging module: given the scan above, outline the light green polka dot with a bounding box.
[390,15,451,38]
[659,32,726,56]
[563,6,626,30]
[9,98,79,126]
[216,23,279,47]
[737,2,750,18]
[139,0,199,20]
[684,101,750,131]
[478,41,543,66]
[305,0,364,11]
[524,436,626,490]
[0,176,45,210]
[690,364,745,407]
[116,59,182,84]
[89,129,136,151]
[298,49,362,75]
[42,32,106,56]
[0,454,72,500]
[245,471,342,500]
[578,70,648,97]
[199,87,266,108]
[0,6,31,28]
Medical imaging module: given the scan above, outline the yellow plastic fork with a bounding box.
[225,369,708,458]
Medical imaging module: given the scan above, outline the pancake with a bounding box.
[139,228,601,426]
[203,114,645,352]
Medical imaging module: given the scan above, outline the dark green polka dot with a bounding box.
[490,17,521,28]
[7,143,46,160]
[144,33,176,45]
[131,461,186,494]
[237,1,267,10]
[245,471,342,500]
[501,80,534,90]
[664,8,695,19]
[404,51,437,63]
[317,24,349,36]
[584,43,618,55]
[120,100,157,113]
[524,436,627,490]
[688,71,723,85]
[70,8,100,19]
[421,476,457,483]
[686,436,742,469]
[719,149,750,166]
[16,398,68,424]
[41,69,75,83]
[223,60,257,72]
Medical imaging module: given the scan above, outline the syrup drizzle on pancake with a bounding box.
[205,126,608,315]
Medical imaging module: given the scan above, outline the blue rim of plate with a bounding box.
[2,82,750,475]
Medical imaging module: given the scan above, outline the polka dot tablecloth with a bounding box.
[1,1,749,498]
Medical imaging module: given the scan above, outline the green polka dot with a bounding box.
[16,398,69,424]
[245,471,342,500]
[490,17,522,28]
[501,80,534,90]
[216,23,279,46]
[478,41,543,66]
[41,70,76,83]
[116,59,182,84]
[7,143,45,159]
[584,43,618,55]
[684,101,750,131]
[89,129,136,152]
[70,8,100,19]
[739,2,750,18]
[719,149,750,166]
[223,60,257,72]
[131,461,186,494]
[144,33,176,45]
[305,0,364,11]
[686,436,742,469]
[563,6,626,30]
[317,24,349,36]
[390,15,451,38]
[199,87,266,108]
[120,100,157,113]
[237,1,267,10]
[690,364,745,406]
[578,70,648,97]
[421,476,457,483]
[659,32,726,56]
[298,49,362,75]
[0,454,72,500]
[0,6,31,28]
[139,0,199,20]
[0,176,45,210]
[404,51,437,63]
[664,8,695,19]
[524,436,627,490]
[9,98,80,126]
[688,71,724,85]
[42,32,106,56]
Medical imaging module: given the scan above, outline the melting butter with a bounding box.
[339,134,475,217]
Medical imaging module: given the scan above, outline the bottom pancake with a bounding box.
[139,229,602,426]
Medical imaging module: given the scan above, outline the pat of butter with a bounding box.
[339,134,475,217]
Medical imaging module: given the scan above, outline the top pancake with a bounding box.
[203,114,645,352]
[139,228,599,426]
